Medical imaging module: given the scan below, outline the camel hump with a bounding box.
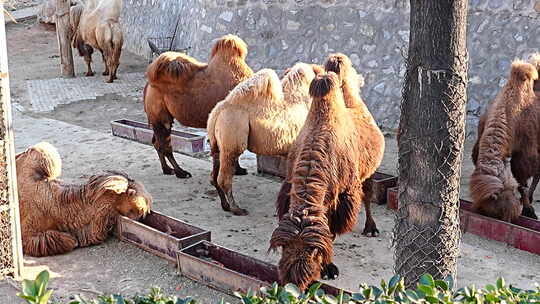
[210,34,248,59]
[227,68,283,103]
[510,60,538,82]
[146,52,206,84]
[529,52,540,72]
[309,72,340,98]
[21,142,62,180]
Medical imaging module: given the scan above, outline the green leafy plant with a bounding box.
[18,270,540,304]
[17,270,54,304]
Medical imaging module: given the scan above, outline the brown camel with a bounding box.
[144,34,253,178]
[17,142,152,257]
[270,72,385,291]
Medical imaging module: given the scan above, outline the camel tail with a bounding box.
[510,60,538,83]
[25,142,62,180]
[210,34,248,59]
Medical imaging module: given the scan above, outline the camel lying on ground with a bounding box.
[17,142,152,257]
[144,34,253,179]
[270,71,385,291]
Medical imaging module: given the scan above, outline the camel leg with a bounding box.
[152,123,192,178]
[83,51,95,77]
[23,230,78,257]
[362,180,380,236]
[100,50,109,76]
[528,174,540,204]
[217,150,247,216]
[234,159,248,176]
[320,233,339,280]
[519,183,538,219]
[152,131,173,175]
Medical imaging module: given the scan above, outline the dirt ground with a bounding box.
[2,18,539,304]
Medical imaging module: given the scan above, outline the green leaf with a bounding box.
[16,294,37,302]
[284,284,301,298]
[434,280,448,291]
[497,277,506,289]
[389,275,401,289]
[444,275,454,291]
[22,279,38,297]
[35,270,50,295]
[38,290,53,304]
[418,285,434,297]
[425,295,440,303]
[419,274,435,287]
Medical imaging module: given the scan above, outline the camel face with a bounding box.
[277,241,324,291]
[115,182,152,220]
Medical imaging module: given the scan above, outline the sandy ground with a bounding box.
[1,18,539,304]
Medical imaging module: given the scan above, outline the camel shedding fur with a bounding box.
[470,60,539,222]
[270,68,384,291]
[17,142,152,257]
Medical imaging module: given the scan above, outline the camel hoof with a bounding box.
[362,225,380,237]
[175,170,192,179]
[85,72,95,77]
[234,166,248,176]
[103,71,109,76]
[522,206,538,220]
[162,167,174,175]
[321,263,339,280]
[231,207,249,216]
[105,79,113,83]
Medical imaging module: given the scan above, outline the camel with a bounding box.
[17,142,152,257]
[269,72,385,291]
[144,34,253,179]
[470,60,539,221]
[207,63,320,215]
[70,0,123,83]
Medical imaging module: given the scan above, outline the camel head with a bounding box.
[470,158,522,222]
[89,171,152,220]
[323,53,365,89]
[269,208,333,291]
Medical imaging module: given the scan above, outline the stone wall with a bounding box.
[121,0,540,138]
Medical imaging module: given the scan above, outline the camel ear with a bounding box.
[101,176,129,194]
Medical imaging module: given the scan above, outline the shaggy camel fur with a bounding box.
[207,63,320,215]
[470,61,539,222]
[71,0,123,83]
[144,34,253,179]
[269,72,385,291]
[17,142,152,257]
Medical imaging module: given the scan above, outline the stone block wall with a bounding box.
[121,0,540,138]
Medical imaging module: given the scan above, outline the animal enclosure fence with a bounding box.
[0,1,23,279]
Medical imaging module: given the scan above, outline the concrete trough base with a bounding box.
[256,154,287,178]
[111,119,205,155]
[176,240,349,297]
[386,187,540,255]
[116,211,211,262]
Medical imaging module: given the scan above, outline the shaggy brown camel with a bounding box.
[470,60,539,222]
[70,0,123,83]
[207,63,320,215]
[269,72,385,291]
[144,34,253,179]
[17,142,152,257]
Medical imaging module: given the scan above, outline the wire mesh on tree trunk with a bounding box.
[393,0,469,288]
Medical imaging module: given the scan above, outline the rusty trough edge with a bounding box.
[176,240,352,298]
[115,211,211,263]
[386,186,540,255]
[110,119,206,154]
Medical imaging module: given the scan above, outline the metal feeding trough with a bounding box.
[110,119,205,155]
[386,187,540,255]
[365,172,398,205]
[256,155,287,178]
[176,240,349,297]
[116,211,211,262]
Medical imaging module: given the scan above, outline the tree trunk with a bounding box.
[394,0,469,288]
[55,0,74,77]
[0,2,23,279]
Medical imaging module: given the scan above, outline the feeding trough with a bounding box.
[256,155,287,178]
[116,211,211,262]
[365,172,397,205]
[176,240,350,297]
[110,119,205,155]
[386,187,540,255]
